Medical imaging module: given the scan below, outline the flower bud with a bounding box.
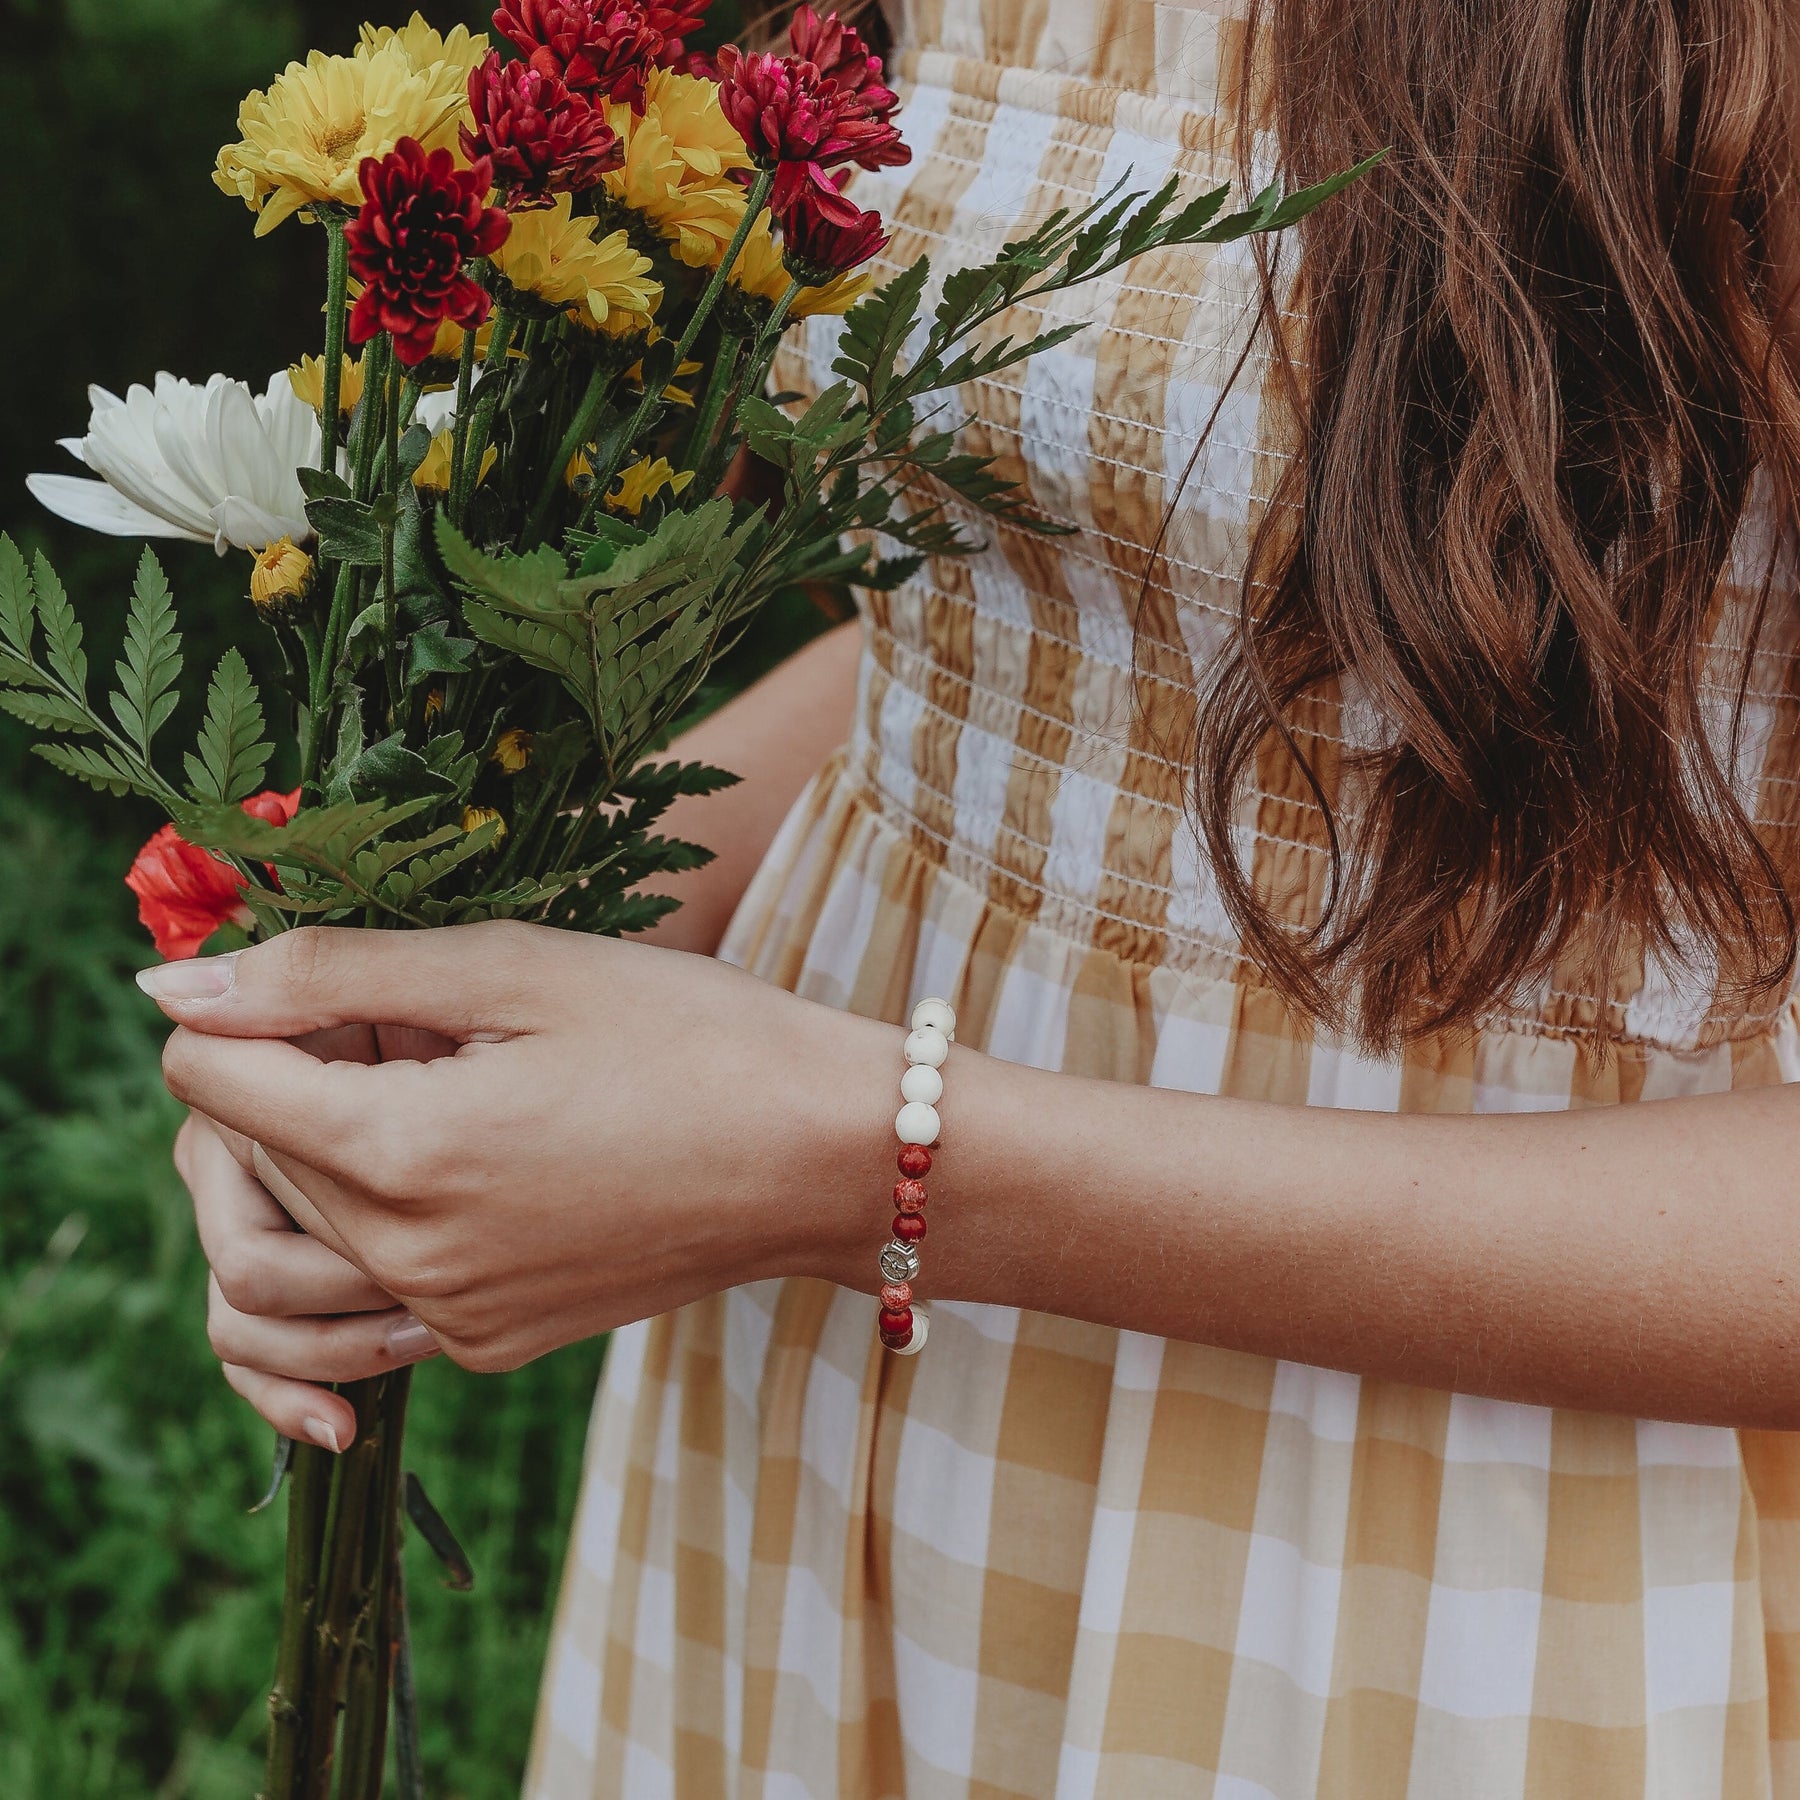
[461,805,508,844]
[249,538,317,621]
[492,728,534,773]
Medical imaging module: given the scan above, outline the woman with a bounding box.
[144,0,1800,1792]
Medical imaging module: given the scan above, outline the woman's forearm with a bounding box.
[638,619,861,955]
[814,1023,1800,1426]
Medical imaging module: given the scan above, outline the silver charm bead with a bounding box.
[879,1240,920,1283]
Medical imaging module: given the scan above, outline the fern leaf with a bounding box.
[34,741,160,799]
[112,548,183,757]
[0,649,51,690]
[0,690,98,733]
[0,537,33,654]
[32,552,86,693]
[185,649,272,802]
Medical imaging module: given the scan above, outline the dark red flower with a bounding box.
[462,51,622,202]
[492,0,664,109]
[770,157,863,229]
[346,138,511,368]
[715,40,910,207]
[127,789,301,960]
[825,109,910,173]
[788,5,897,117]
[782,184,888,281]
[644,0,711,67]
[714,46,842,166]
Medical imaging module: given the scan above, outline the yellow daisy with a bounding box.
[608,455,694,516]
[288,351,366,418]
[356,15,489,80]
[215,41,470,235]
[728,214,874,318]
[492,195,662,332]
[413,431,495,495]
[604,71,753,270]
[461,805,507,842]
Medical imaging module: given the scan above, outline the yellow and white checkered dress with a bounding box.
[528,2,1800,1793]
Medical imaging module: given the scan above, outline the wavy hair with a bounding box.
[1192,0,1800,1048]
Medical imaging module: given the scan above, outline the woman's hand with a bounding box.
[175,1110,440,1453]
[146,924,895,1430]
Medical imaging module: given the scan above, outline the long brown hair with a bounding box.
[1194,0,1800,1048]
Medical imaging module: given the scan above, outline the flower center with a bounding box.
[320,113,369,165]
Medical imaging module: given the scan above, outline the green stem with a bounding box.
[525,359,618,545]
[392,1555,424,1800]
[691,278,804,502]
[336,1371,411,1800]
[589,167,774,505]
[353,337,392,504]
[260,1442,331,1800]
[300,1379,386,1800]
[447,318,481,504]
[681,331,745,490]
[318,220,350,474]
[452,307,518,522]
[382,361,402,715]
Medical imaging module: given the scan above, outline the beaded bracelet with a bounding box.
[876,997,955,1356]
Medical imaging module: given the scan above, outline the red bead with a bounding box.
[897,1143,932,1178]
[879,1305,914,1336]
[879,1329,912,1351]
[894,1178,928,1214]
[893,1213,926,1242]
[879,1281,912,1309]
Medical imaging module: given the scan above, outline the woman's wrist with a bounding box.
[778,996,900,1288]
[776,1002,1049,1310]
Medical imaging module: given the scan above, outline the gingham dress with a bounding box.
[526,2,1800,1794]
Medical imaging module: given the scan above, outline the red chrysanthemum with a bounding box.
[715,37,909,216]
[462,51,623,203]
[346,138,511,368]
[492,0,665,109]
[126,789,302,961]
[714,46,843,166]
[644,0,712,67]
[781,183,888,281]
[788,4,897,117]
[770,157,863,229]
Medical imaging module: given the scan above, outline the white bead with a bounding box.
[890,1309,930,1355]
[911,999,956,1041]
[895,1101,940,1145]
[899,1062,943,1106]
[903,1027,948,1068]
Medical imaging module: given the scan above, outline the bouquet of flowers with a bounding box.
[4,3,1366,1791]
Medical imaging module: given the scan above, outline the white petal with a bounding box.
[27,473,207,542]
[86,383,214,537]
[157,380,230,515]
[212,379,290,518]
[414,389,458,436]
[211,495,311,553]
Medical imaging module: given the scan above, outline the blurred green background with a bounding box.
[0,2,818,1794]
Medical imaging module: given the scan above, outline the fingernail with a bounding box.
[387,1315,440,1363]
[136,952,240,1002]
[302,1415,342,1454]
